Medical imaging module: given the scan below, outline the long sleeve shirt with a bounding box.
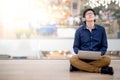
[73,24,108,55]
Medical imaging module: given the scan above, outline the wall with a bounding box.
[0,39,120,56]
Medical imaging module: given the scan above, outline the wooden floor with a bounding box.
[0,60,70,80]
[0,60,120,80]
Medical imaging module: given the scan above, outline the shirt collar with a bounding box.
[83,24,97,30]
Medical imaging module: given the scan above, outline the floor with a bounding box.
[0,60,119,80]
[70,60,120,80]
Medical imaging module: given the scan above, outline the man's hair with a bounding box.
[83,8,96,18]
[82,8,96,24]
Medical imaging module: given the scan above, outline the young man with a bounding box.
[70,8,114,75]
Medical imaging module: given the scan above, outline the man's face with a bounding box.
[85,10,95,22]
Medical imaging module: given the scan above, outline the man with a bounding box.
[70,8,114,75]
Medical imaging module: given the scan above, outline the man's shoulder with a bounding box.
[77,25,85,30]
[95,24,104,28]
[95,24,105,30]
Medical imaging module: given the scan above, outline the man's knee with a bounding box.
[102,55,111,65]
[70,55,78,64]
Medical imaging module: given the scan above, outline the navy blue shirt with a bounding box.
[73,24,108,55]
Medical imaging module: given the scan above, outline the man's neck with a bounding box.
[86,21,95,32]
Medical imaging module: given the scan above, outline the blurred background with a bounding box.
[0,0,120,59]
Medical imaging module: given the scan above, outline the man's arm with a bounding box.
[73,29,81,54]
[100,28,108,55]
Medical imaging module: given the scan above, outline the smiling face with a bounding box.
[85,10,95,22]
